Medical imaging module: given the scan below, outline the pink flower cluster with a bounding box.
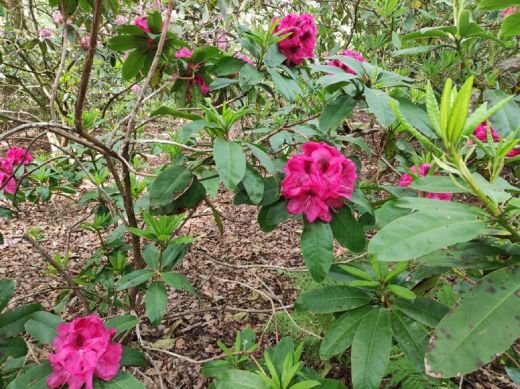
[174,49,210,98]
[326,49,366,75]
[501,7,517,17]
[471,122,519,158]
[39,28,52,40]
[399,164,452,201]
[0,146,32,195]
[47,315,122,389]
[114,15,128,26]
[80,36,90,49]
[52,10,72,25]
[281,142,357,223]
[274,14,317,66]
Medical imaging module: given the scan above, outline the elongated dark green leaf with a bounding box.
[391,310,428,371]
[368,211,486,262]
[0,303,42,338]
[425,267,520,378]
[239,64,263,89]
[116,269,153,291]
[93,371,146,388]
[150,106,202,120]
[245,143,277,176]
[106,314,139,335]
[392,45,440,56]
[301,220,334,282]
[216,369,270,389]
[320,306,371,360]
[0,336,27,358]
[242,165,264,204]
[501,12,520,37]
[214,139,246,190]
[162,272,196,294]
[122,50,147,80]
[364,88,395,127]
[121,347,146,367]
[150,165,193,207]
[330,207,366,252]
[395,297,448,328]
[5,361,51,389]
[409,176,470,193]
[351,309,392,389]
[477,0,520,10]
[395,197,486,216]
[0,279,15,312]
[24,312,63,344]
[212,57,247,76]
[269,70,301,102]
[145,281,167,326]
[257,200,290,232]
[295,286,371,313]
[319,95,356,132]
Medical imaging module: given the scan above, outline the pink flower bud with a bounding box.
[39,28,53,39]
[399,164,452,201]
[274,13,317,66]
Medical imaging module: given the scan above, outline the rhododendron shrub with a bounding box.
[274,13,317,66]
[47,315,122,389]
[399,164,452,201]
[281,141,357,222]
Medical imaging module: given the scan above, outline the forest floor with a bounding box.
[0,113,516,388]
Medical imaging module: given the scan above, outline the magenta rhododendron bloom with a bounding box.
[326,49,366,75]
[175,48,193,59]
[6,146,32,165]
[39,28,52,39]
[281,141,357,223]
[274,13,317,66]
[399,164,452,201]
[193,75,209,96]
[471,122,519,158]
[134,16,151,33]
[0,158,15,194]
[500,7,517,17]
[47,315,122,389]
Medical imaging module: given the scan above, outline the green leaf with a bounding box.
[295,286,371,313]
[151,106,202,120]
[212,57,246,76]
[201,360,233,377]
[122,50,147,80]
[319,95,356,132]
[425,267,520,378]
[257,199,290,232]
[301,220,334,282]
[484,90,520,136]
[364,88,396,127]
[320,306,371,360]
[121,347,146,367]
[330,207,366,252]
[245,143,277,177]
[0,279,15,312]
[214,139,246,190]
[269,70,302,102]
[408,175,471,193]
[500,12,520,37]
[108,35,141,52]
[447,77,473,144]
[368,211,486,262]
[106,314,139,335]
[392,45,440,56]
[395,97,437,138]
[6,361,51,389]
[216,369,270,389]
[0,336,27,358]
[116,269,154,291]
[242,165,264,204]
[387,284,416,300]
[162,272,196,294]
[395,197,485,216]
[391,310,428,371]
[145,281,167,326]
[0,304,42,338]
[150,165,193,207]
[93,371,146,388]
[239,64,263,89]
[24,312,63,344]
[337,265,373,281]
[477,0,520,10]
[394,297,448,327]
[351,309,392,389]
